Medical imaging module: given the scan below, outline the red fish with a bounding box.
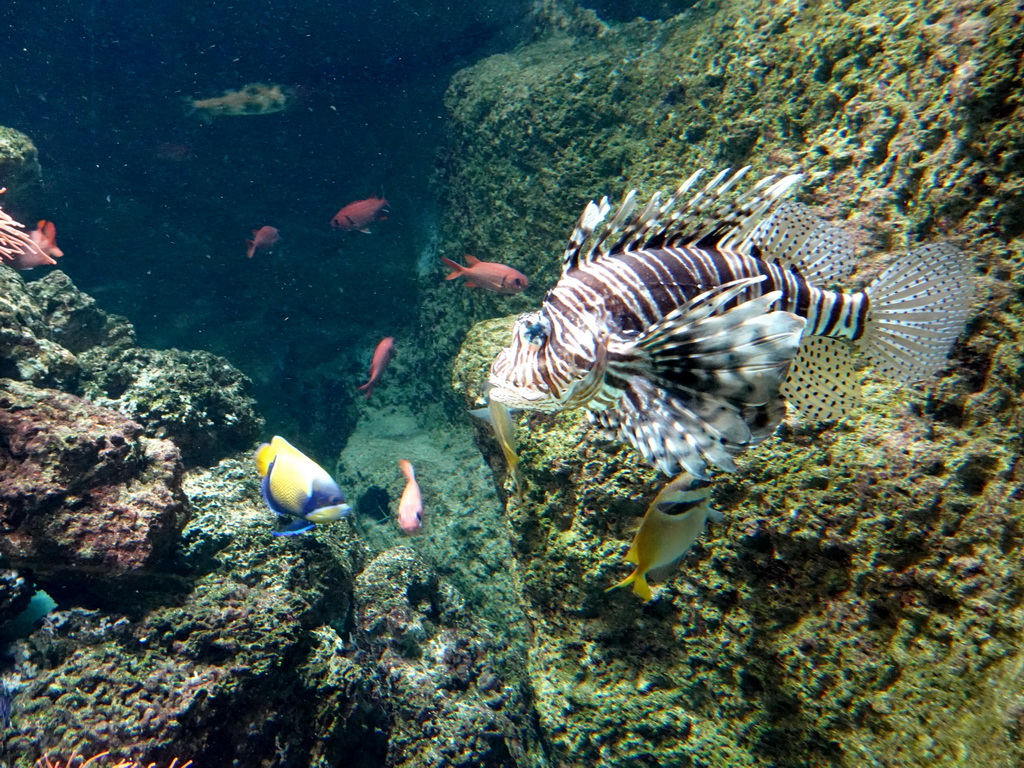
[31,221,63,260]
[397,459,423,534]
[358,336,395,399]
[331,195,389,232]
[442,255,529,294]
[246,226,280,259]
[3,220,63,270]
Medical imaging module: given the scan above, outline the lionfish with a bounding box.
[0,191,36,264]
[487,168,974,479]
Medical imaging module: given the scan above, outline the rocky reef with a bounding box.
[0,200,541,767]
[440,0,1024,766]
[2,0,1023,765]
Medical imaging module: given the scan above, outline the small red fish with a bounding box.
[246,226,281,259]
[397,459,423,534]
[358,336,395,399]
[331,195,389,233]
[442,255,529,294]
[31,221,63,260]
[3,220,63,270]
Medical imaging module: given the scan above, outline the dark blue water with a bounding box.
[0,0,531,447]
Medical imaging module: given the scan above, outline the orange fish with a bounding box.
[397,459,423,534]
[358,336,395,399]
[2,220,63,270]
[442,255,529,294]
[246,226,280,259]
[331,195,389,232]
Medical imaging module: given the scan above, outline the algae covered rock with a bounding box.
[78,346,264,466]
[0,378,188,582]
[0,125,42,198]
[353,546,543,768]
[438,1,1024,765]
[25,270,137,353]
[0,268,79,387]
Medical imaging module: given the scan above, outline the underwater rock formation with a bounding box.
[352,546,542,767]
[442,1,1024,766]
[2,455,543,766]
[0,125,41,201]
[0,268,264,466]
[78,346,264,467]
[0,378,187,581]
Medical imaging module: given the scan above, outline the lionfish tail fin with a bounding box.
[860,243,974,383]
[595,278,806,478]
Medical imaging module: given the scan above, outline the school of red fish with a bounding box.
[0,178,530,537]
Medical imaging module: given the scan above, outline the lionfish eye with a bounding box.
[523,316,551,346]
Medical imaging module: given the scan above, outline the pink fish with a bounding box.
[441,255,529,294]
[397,459,423,534]
[2,220,63,270]
[246,226,280,259]
[331,195,389,232]
[357,336,395,399]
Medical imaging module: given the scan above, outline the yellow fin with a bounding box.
[605,568,654,602]
[254,442,273,477]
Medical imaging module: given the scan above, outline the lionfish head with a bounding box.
[488,309,597,412]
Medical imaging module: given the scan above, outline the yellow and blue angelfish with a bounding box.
[254,436,351,536]
[607,473,724,601]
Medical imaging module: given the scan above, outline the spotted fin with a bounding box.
[746,202,858,287]
[594,278,806,478]
[859,243,974,382]
[781,336,862,421]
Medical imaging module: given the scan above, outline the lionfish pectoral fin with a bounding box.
[781,335,862,421]
[595,281,806,477]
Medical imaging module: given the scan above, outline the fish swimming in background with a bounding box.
[607,473,723,601]
[487,167,975,479]
[397,459,423,534]
[255,436,351,535]
[442,255,530,294]
[189,82,295,121]
[358,336,395,399]
[331,195,390,233]
[30,221,63,260]
[246,226,280,259]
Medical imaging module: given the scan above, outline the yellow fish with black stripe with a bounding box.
[255,436,351,536]
[607,473,724,601]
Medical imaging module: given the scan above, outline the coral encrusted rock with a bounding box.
[0,126,42,199]
[0,378,188,580]
[439,1,1024,764]
[353,546,542,768]
[77,346,264,467]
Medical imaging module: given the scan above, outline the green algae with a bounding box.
[0,126,41,199]
[441,1,1024,765]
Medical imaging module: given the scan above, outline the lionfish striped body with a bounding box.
[488,168,974,478]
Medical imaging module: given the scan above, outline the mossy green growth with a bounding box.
[441,0,1024,764]
[0,125,41,196]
